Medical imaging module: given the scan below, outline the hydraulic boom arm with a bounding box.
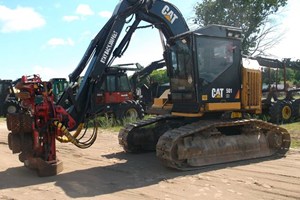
[60,0,189,125]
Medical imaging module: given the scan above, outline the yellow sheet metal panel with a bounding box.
[205,102,241,111]
[172,112,204,117]
[152,98,167,107]
[241,67,262,113]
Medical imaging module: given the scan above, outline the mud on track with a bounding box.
[0,120,300,200]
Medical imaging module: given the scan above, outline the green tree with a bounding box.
[286,68,295,83]
[194,0,287,55]
[294,70,300,85]
[130,69,169,88]
[262,67,282,85]
[149,69,169,85]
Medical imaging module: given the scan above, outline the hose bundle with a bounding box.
[54,120,97,149]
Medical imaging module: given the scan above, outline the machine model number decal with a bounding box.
[211,88,233,99]
[161,5,178,24]
[100,31,119,64]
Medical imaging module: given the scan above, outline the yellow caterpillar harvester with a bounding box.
[6,0,290,176]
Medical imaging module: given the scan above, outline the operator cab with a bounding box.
[94,68,133,105]
[166,25,242,115]
[49,78,69,102]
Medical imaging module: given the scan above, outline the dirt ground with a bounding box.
[0,120,300,200]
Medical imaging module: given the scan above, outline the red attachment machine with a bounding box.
[7,75,96,176]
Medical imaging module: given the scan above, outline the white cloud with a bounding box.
[76,4,94,16]
[47,38,74,47]
[63,4,95,23]
[0,5,45,33]
[99,11,112,18]
[63,15,80,22]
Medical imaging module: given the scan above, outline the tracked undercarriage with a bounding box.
[118,115,291,170]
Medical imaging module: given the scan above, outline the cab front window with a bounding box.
[196,37,234,85]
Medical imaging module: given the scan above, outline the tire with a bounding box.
[292,99,300,119]
[115,100,144,121]
[3,100,20,116]
[269,100,293,124]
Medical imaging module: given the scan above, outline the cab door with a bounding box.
[195,35,242,111]
[167,36,199,113]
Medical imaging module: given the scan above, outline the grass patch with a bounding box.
[281,122,300,149]
[291,140,300,149]
[91,114,144,132]
[0,117,5,122]
[94,114,155,132]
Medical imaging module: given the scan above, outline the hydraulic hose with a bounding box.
[55,122,83,143]
[53,121,97,149]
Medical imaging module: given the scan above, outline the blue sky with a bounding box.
[0,0,299,81]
